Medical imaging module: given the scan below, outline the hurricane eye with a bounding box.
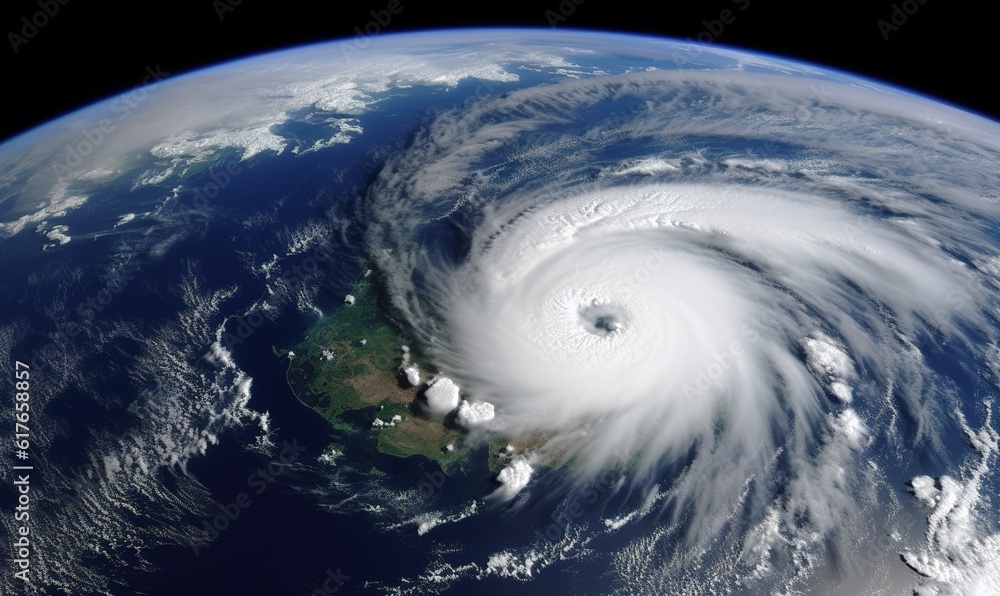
[578,302,628,337]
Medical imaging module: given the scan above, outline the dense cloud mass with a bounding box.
[368,69,1000,593]
[1,30,998,595]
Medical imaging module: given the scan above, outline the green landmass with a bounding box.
[178,160,212,180]
[284,267,468,468]
[282,266,562,476]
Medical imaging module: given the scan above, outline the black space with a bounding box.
[0,0,995,143]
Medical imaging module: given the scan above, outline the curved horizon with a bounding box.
[3,26,997,150]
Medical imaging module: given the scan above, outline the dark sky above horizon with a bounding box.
[0,0,994,143]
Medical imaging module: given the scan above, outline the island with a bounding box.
[282,267,482,470]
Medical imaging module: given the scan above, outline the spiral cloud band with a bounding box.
[368,70,1000,591]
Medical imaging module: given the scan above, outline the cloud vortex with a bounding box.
[366,69,1000,588]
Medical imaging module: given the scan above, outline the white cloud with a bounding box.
[456,400,495,428]
[423,377,460,415]
[493,459,533,500]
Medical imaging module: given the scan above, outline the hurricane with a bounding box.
[1,29,999,595]
[368,69,1000,592]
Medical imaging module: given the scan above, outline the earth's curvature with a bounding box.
[0,28,998,595]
